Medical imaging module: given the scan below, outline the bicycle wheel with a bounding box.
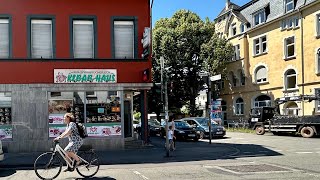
[76,151,100,178]
[34,152,62,180]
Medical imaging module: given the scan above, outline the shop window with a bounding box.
[0,92,12,139]
[235,98,244,115]
[31,19,53,58]
[48,91,121,138]
[73,20,95,58]
[0,19,10,58]
[114,21,134,59]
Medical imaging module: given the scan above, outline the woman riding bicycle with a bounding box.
[54,113,83,172]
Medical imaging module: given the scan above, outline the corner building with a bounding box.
[215,0,320,122]
[0,0,152,152]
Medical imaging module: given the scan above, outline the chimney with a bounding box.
[226,0,230,9]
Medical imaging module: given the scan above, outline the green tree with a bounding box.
[152,9,233,116]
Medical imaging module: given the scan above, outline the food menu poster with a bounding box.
[49,125,66,138]
[86,123,121,137]
[48,99,73,114]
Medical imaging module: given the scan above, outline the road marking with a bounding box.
[295,152,313,154]
[133,171,149,180]
[229,154,266,158]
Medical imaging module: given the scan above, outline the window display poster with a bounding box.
[86,123,121,137]
[48,99,73,114]
[49,124,66,138]
[0,125,12,139]
[49,114,64,124]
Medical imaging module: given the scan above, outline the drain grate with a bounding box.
[220,164,290,173]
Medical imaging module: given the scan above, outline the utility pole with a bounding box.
[160,57,170,156]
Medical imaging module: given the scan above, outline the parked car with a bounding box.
[181,117,226,139]
[0,139,4,161]
[160,120,200,141]
[136,119,161,136]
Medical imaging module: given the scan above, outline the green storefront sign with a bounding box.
[54,69,117,84]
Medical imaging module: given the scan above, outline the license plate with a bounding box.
[188,134,195,137]
[216,132,223,134]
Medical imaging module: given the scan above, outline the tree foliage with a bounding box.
[151,9,233,116]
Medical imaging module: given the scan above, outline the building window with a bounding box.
[114,21,134,59]
[73,20,94,58]
[0,19,9,58]
[233,44,240,60]
[229,72,237,87]
[317,48,320,74]
[254,95,271,107]
[317,14,320,37]
[231,23,237,36]
[253,36,267,56]
[316,89,320,112]
[48,91,121,138]
[285,0,294,13]
[253,10,266,26]
[281,16,300,30]
[285,69,297,90]
[217,80,225,90]
[255,66,267,83]
[240,23,246,33]
[31,20,53,58]
[283,102,299,116]
[284,36,295,59]
[235,98,244,115]
[0,92,12,139]
[239,70,245,86]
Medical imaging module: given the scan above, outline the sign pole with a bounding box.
[208,78,212,144]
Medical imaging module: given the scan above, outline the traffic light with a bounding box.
[142,68,150,82]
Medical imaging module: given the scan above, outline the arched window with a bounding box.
[285,69,297,90]
[235,98,244,115]
[255,66,267,83]
[283,102,299,116]
[254,95,271,107]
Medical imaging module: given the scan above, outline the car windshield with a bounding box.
[175,121,191,128]
[149,119,160,126]
[195,118,218,126]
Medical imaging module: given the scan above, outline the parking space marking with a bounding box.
[295,152,313,154]
[133,171,149,180]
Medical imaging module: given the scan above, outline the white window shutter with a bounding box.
[73,20,94,58]
[114,21,134,59]
[0,19,9,58]
[31,20,52,58]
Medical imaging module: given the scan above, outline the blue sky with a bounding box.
[152,0,248,25]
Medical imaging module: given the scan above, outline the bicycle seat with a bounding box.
[79,145,92,151]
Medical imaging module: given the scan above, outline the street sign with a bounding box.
[199,72,209,76]
[210,74,221,81]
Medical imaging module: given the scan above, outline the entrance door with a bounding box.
[124,100,132,137]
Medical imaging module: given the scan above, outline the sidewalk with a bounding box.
[0,143,236,169]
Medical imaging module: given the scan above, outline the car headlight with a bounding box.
[196,131,200,134]
[178,131,184,133]
[205,129,210,132]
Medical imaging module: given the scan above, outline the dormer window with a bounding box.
[254,10,266,26]
[285,0,294,13]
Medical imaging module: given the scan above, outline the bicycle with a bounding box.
[34,140,100,180]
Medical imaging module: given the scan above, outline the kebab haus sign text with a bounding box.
[54,69,117,83]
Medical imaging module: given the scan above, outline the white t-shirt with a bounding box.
[168,121,175,130]
[168,130,174,140]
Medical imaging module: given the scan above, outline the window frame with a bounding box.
[231,23,237,36]
[235,98,244,115]
[70,16,97,59]
[284,69,297,90]
[233,44,240,61]
[285,0,294,13]
[316,14,320,38]
[316,48,320,74]
[315,88,320,112]
[240,23,246,33]
[253,35,267,56]
[0,15,12,59]
[30,19,53,58]
[253,9,266,26]
[111,16,138,59]
[255,66,268,84]
[284,36,295,59]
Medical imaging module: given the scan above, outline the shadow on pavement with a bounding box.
[0,169,17,177]
[75,177,116,180]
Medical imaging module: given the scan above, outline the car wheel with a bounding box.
[300,126,315,138]
[255,126,265,135]
[199,131,204,139]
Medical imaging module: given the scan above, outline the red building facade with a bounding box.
[0,0,152,152]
